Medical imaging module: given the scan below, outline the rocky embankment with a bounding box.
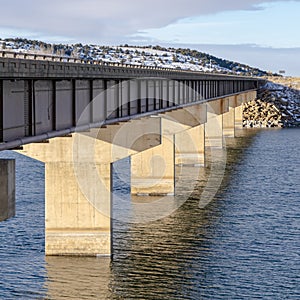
[243,78,300,128]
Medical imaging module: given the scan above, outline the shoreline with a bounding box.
[243,77,300,128]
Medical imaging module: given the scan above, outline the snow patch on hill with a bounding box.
[0,38,271,76]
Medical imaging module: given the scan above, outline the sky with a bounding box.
[0,0,299,76]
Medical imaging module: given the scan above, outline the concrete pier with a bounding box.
[163,104,207,166]
[131,134,175,196]
[223,96,236,137]
[235,91,257,130]
[11,89,257,256]
[0,159,15,222]
[18,136,113,256]
[235,94,246,129]
[175,125,205,166]
[131,115,199,196]
[18,118,161,256]
[205,99,228,148]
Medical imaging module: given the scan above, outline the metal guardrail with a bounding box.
[0,50,254,78]
[0,50,190,71]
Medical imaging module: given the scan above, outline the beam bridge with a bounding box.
[0,56,259,256]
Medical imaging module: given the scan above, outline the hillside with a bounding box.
[0,38,273,76]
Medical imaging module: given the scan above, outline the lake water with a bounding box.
[0,128,299,299]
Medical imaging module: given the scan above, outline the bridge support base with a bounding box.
[45,161,111,256]
[0,159,15,222]
[19,136,112,256]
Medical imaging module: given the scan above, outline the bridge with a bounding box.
[0,54,259,256]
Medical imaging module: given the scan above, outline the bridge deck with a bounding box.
[0,56,261,151]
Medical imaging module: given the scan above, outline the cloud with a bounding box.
[1,0,299,75]
[0,0,299,43]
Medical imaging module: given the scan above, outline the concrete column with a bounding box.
[235,91,257,130]
[131,114,191,195]
[223,97,236,137]
[175,125,205,166]
[223,107,235,137]
[0,159,15,222]
[206,114,223,148]
[235,105,244,130]
[17,137,124,256]
[131,134,175,196]
[236,93,246,129]
[205,99,228,148]
[162,104,206,166]
[17,118,161,256]
[45,160,111,256]
[131,103,208,194]
[19,136,113,256]
[247,90,257,102]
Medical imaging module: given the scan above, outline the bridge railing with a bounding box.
[0,50,179,71]
[0,50,248,77]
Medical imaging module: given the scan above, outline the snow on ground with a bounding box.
[0,41,234,74]
[258,81,300,127]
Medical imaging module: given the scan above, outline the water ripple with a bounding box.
[0,129,299,299]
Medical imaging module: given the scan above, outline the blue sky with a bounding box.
[142,2,300,48]
[0,0,299,75]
